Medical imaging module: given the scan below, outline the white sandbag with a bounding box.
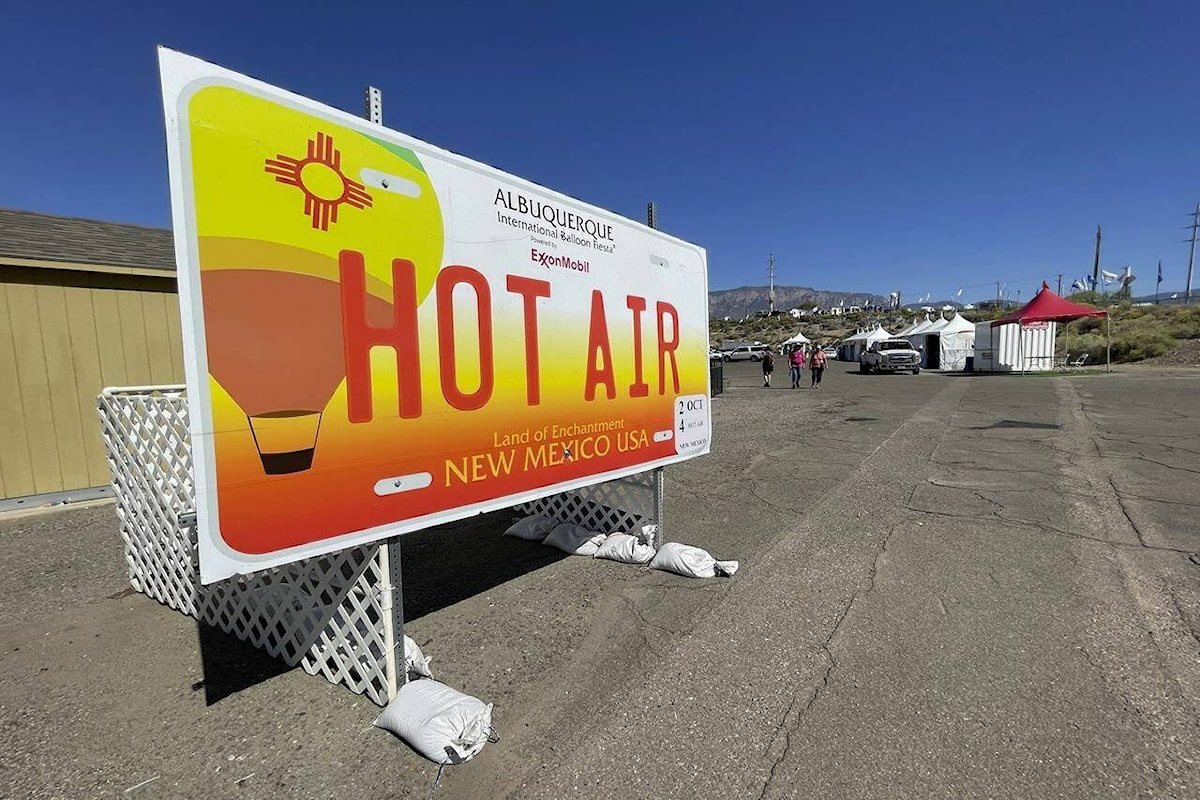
[542,523,608,556]
[404,635,433,680]
[504,514,556,541]
[594,532,656,565]
[649,542,739,578]
[374,680,494,764]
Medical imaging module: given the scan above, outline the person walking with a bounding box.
[762,350,775,387]
[788,346,805,389]
[809,346,827,388]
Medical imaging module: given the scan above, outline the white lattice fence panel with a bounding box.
[942,347,972,372]
[98,388,392,706]
[516,471,659,535]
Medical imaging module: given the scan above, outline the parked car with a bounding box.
[709,349,723,360]
[723,344,771,362]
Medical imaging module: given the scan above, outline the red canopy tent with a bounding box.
[990,282,1110,372]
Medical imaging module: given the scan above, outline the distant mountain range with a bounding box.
[709,285,888,319]
[708,284,1186,320]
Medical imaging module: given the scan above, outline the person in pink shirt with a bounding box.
[788,347,805,389]
[809,347,828,388]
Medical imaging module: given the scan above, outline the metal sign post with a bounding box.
[363,84,406,696]
[647,200,665,550]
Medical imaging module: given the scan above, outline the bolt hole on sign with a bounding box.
[158,49,711,583]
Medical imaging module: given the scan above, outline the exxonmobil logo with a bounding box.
[531,248,590,274]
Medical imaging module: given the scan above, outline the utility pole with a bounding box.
[1092,225,1102,290]
[1057,274,1062,295]
[767,253,776,315]
[996,281,1001,308]
[1186,204,1198,302]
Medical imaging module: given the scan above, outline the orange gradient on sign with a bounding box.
[210,384,684,554]
[203,290,706,554]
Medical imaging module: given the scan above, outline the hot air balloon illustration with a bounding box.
[202,265,347,474]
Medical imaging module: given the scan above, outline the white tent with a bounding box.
[912,314,948,368]
[904,314,934,344]
[919,312,976,370]
[839,328,868,361]
[895,319,921,337]
[863,326,893,346]
[782,331,810,346]
[924,315,950,334]
[846,325,893,362]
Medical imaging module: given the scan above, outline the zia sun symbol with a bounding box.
[264,131,373,231]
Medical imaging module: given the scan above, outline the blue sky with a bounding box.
[2,1,1197,303]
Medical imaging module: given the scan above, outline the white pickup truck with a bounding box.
[859,338,922,374]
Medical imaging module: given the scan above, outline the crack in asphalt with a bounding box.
[619,593,672,659]
[1108,476,1151,549]
[904,500,1194,556]
[755,514,905,800]
[1115,492,1200,510]
[1166,591,1200,645]
[653,582,726,594]
[754,596,853,800]
[749,486,802,516]
[929,460,1053,475]
[1094,434,1200,457]
[1099,452,1200,475]
[1076,645,1103,672]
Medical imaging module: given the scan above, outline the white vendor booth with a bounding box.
[975,282,1109,373]
[973,320,1057,372]
[915,314,949,366]
[921,312,976,371]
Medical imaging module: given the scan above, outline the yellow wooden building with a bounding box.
[0,208,183,509]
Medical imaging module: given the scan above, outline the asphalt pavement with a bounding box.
[1,362,1197,799]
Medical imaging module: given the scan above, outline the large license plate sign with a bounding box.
[159,49,711,582]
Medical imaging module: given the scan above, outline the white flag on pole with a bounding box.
[1101,270,1120,284]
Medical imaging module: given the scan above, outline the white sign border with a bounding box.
[158,48,710,584]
